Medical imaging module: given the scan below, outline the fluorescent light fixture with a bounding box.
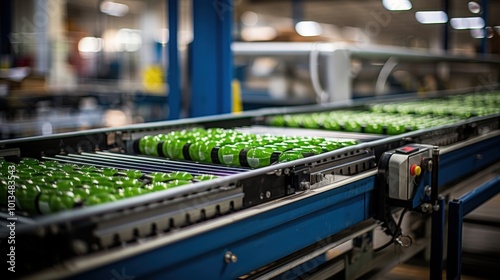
[78,37,103,53]
[116,29,142,52]
[470,29,484,38]
[450,17,485,30]
[295,21,322,37]
[100,1,129,17]
[415,11,448,24]
[468,1,481,14]
[382,0,412,11]
[241,11,259,27]
[241,26,277,41]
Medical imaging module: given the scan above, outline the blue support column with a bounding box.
[292,0,303,25]
[0,0,12,62]
[191,0,233,117]
[167,0,181,120]
[447,176,500,280]
[442,0,450,51]
[430,197,445,280]
[480,0,488,54]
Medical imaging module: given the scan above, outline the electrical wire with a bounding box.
[373,208,409,252]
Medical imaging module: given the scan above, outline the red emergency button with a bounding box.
[410,164,421,176]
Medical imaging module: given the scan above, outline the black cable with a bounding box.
[373,208,409,252]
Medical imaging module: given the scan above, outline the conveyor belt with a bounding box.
[43,151,248,177]
[1,91,498,279]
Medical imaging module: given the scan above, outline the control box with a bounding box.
[387,145,432,200]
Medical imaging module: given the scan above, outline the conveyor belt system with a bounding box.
[0,91,499,279]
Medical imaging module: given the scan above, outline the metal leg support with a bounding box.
[430,196,445,280]
[446,176,500,280]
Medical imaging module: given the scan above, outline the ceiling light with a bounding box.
[100,1,129,17]
[241,27,277,41]
[415,11,448,24]
[116,29,142,52]
[470,29,484,38]
[468,2,481,14]
[241,11,259,27]
[295,21,322,37]
[78,37,103,53]
[450,17,485,30]
[382,0,412,11]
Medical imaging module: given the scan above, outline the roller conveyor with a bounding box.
[0,91,499,279]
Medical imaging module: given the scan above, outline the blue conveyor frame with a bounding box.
[72,175,375,279]
[70,133,500,279]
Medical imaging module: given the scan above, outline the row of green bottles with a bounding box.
[137,128,359,168]
[0,159,218,215]
[268,111,462,135]
[370,92,500,117]
[267,92,499,135]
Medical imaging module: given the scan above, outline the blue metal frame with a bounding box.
[71,176,375,279]
[167,0,181,119]
[438,135,500,187]
[480,0,488,54]
[430,196,445,279]
[190,0,233,117]
[447,176,500,280]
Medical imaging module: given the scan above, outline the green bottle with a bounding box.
[61,164,80,173]
[278,150,304,163]
[318,141,341,152]
[198,140,222,163]
[55,179,80,190]
[117,178,143,188]
[0,177,8,207]
[72,187,91,201]
[164,136,193,160]
[344,120,362,132]
[123,169,143,179]
[193,174,218,181]
[167,171,193,181]
[102,167,119,176]
[19,158,39,165]
[149,182,170,192]
[219,143,248,166]
[365,122,383,134]
[302,116,320,129]
[38,190,77,214]
[245,147,281,168]
[292,147,318,158]
[187,138,208,162]
[284,115,302,127]
[387,122,406,135]
[119,187,150,198]
[166,180,191,188]
[16,183,41,214]
[268,115,285,127]
[84,193,118,206]
[42,160,60,168]
[138,135,154,155]
[149,172,171,183]
[52,191,80,212]
[50,171,70,180]
[337,139,359,147]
